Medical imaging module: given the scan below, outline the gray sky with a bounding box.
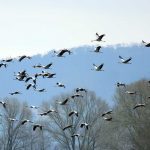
[0,0,150,58]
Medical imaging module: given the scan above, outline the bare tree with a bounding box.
[39,90,109,150]
[113,79,150,150]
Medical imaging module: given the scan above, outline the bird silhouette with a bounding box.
[142,40,150,47]
[91,33,105,42]
[119,56,132,64]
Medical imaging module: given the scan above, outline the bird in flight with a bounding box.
[133,103,145,109]
[63,125,73,131]
[53,49,72,57]
[68,110,78,117]
[56,82,66,88]
[18,55,31,62]
[118,56,132,64]
[92,63,104,71]
[90,46,103,53]
[9,91,21,95]
[56,98,69,105]
[91,33,105,42]
[21,119,33,125]
[142,40,150,47]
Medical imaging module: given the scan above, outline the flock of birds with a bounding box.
[0,33,150,134]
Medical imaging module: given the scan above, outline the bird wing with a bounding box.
[96,33,99,37]
[68,111,74,116]
[98,63,104,70]
[63,125,72,130]
[119,56,125,62]
[124,57,132,63]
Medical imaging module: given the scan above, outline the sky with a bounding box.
[0,0,150,58]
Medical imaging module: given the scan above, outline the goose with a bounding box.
[76,88,87,93]
[63,125,73,131]
[68,111,78,117]
[0,101,7,108]
[9,91,21,95]
[91,33,105,42]
[92,63,104,71]
[101,110,113,117]
[54,49,72,57]
[33,124,43,131]
[133,103,145,109]
[18,55,31,62]
[80,123,89,130]
[21,119,33,125]
[142,40,150,47]
[56,98,69,105]
[119,56,132,64]
[56,82,65,88]
[39,109,57,116]
[0,63,7,68]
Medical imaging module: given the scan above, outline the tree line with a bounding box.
[0,79,150,150]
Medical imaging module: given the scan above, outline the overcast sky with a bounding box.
[0,0,150,58]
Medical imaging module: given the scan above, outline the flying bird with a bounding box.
[33,64,43,68]
[91,33,105,42]
[92,63,104,71]
[56,82,66,88]
[68,111,78,117]
[2,58,13,62]
[27,105,39,109]
[76,88,87,93]
[71,134,80,138]
[18,55,31,62]
[142,40,150,47]
[39,109,57,116]
[41,63,53,69]
[90,46,103,53]
[0,101,7,108]
[103,116,112,121]
[0,63,7,68]
[71,94,83,99]
[101,110,113,117]
[35,88,46,92]
[33,124,43,131]
[56,98,69,105]
[119,56,132,64]
[9,91,21,95]
[63,125,73,131]
[80,123,89,130]
[8,118,18,122]
[125,91,137,95]
[116,82,126,87]
[26,83,36,90]
[21,119,33,125]
[133,103,145,109]
[54,49,72,57]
